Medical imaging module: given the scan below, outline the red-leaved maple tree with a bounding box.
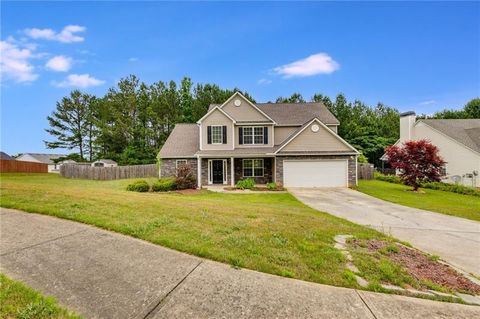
[385,140,446,191]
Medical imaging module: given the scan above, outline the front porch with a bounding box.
[198,157,274,187]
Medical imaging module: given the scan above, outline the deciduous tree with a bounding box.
[385,140,446,191]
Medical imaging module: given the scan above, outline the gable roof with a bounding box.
[197,105,236,124]
[209,101,339,126]
[159,124,199,158]
[275,118,358,154]
[218,92,276,124]
[0,152,13,160]
[420,119,480,154]
[18,153,65,164]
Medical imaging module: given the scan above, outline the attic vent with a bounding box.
[311,124,320,132]
[234,99,241,107]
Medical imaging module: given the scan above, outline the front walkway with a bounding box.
[289,188,480,277]
[1,208,478,318]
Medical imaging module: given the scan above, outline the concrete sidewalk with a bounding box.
[289,188,480,276]
[1,208,478,318]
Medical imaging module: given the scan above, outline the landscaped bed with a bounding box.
[356,180,480,221]
[348,239,480,296]
[1,173,478,303]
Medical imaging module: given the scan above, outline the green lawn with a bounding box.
[356,180,480,222]
[0,173,390,290]
[0,173,470,299]
[0,273,79,319]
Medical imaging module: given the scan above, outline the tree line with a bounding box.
[45,75,478,167]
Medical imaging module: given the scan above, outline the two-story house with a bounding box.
[159,92,359,188]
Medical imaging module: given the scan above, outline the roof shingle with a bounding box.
[159,124,199,158]
[420,119,480,153]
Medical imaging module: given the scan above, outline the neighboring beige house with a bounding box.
[92,159,118,167]
[384,112,480,187]
[159,92,359,188]
[16,153,65,172]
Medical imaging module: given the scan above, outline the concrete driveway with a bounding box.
[289,188,480,276]
[1,208,479,318]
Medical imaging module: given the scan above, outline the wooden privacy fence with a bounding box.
[358,163,374,180]
[0,159,48,173]
[60,164,158,180]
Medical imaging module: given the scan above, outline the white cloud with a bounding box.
[418,100,436,105]
[45,55,72,72]
[0,40,38,82]
[273,53,339,78]
[53,73,105,88]
[25,25,86,43]
[257,78,272,85]
[129,57,138,62]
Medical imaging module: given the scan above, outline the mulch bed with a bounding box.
[351,239,480,294]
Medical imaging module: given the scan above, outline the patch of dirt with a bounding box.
[351,239,480,295]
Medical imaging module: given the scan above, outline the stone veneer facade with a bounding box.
[274,155,357,187]
[162,156,356,187]
[160,158,197,179]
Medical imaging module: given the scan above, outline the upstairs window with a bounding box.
[211,125,223,144]
[241,126,266,145]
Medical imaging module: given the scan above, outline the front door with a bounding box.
[212,160,224,184]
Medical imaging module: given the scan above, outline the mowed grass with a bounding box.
[0,273,80,319]
[356,180,480,221]
[0,173,389,289]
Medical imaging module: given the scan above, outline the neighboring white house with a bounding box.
[92,159,118,167]
[16,153,65,172]
[384,112,480,187]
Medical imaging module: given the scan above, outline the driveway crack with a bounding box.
[0,229,89,257]
[355,290,378,319]
[140,260,203,319]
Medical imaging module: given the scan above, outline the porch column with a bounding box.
[197,156,202,189]
[230,157,234,187]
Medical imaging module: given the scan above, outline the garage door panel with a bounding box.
[283,160,347,187]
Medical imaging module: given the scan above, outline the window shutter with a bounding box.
[222,126,227,144]
[239,127,243,145]
[263,127,268,144]
[207,126,212,144]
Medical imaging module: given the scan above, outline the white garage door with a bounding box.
[283,160,348,187]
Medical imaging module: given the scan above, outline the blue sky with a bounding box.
[1,1,479,155]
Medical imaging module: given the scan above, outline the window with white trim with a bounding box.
[242,126,264,145]
[211,126,223,144]
[243,159,264,177]
[176,159,187,170]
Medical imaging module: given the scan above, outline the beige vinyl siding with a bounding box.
[414,122,480,187]
[327,125,338,134]
[282,122,352,152]
[222,95,271,122]
[274,126,298,145]
[200,109,234,150]
[235,125,274,148]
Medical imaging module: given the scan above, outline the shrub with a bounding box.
[421,181,480,197]
[152,178,176,192]
[266,182,278,190]
[126,180,150,192]
[175,165,196,190]
[236,178,255,189]
[374,172,401,184]
[375,172,480,197]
